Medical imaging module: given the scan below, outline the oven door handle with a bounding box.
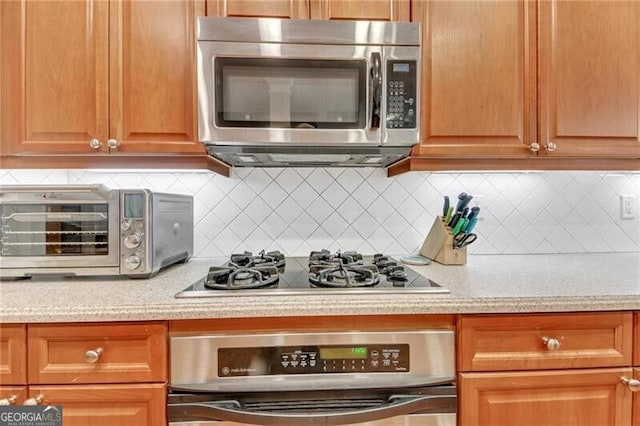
[169,394,456,425]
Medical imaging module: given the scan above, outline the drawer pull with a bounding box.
[621,377,640,392]
[0,395,17,406]
[84,347,104,364]
[541,336,561,351]
[24,395,43,406]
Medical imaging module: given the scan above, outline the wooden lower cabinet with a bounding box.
[0,386,28,405]
[635,368,640,426]
[28,384,166,426]
[460,368,633,426]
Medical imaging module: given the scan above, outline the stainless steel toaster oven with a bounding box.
[0,184,193,279]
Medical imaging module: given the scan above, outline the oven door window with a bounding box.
[0,204,110,257]
[214,58,367,129]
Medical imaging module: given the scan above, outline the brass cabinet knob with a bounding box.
[545,141,557,152]
[0,395,17,406]
[541,336,561,351]
[84,347,103,364]
[621,376,640,392]
[528,142,540,153]
[89,138,102,150]
[24,395,44,405]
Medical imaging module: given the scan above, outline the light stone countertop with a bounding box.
[1,253,639,323]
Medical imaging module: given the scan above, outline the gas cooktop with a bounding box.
[175,250,449,298]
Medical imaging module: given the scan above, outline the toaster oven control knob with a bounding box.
[124,255,142,270]
[124,233,142,249]
[121,220,132,231]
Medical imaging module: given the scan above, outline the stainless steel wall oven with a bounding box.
[168,329,456,425]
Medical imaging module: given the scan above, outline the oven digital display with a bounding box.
[124,194,144,219]
[320,347,367,359]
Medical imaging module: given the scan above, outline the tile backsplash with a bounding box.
[1,168,638,257]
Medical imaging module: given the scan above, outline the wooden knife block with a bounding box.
[419,216,467,265]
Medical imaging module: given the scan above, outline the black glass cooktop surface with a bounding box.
[175,253,449,298]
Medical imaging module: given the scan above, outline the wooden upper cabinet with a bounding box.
[538,0,640,158]
[207,0,309,18]
[413,0,535,158]
[310,0,410,21]
[207,0,408,21]
[0,0,109,155]
[109,0,204,154]
[1,0,207,157]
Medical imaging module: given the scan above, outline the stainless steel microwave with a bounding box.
[196,17,421,167]
[0,185,193,279]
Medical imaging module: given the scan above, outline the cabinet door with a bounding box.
[538,0,640,157]
[207,0,309,18]
[0,0,109,155]
[109,0,205,154]
[634,368,639,426]
[412,0,535,159]
[28,384,166,426]
[460,369,633,426]
[310,0,410,21]
[0,324,27,385]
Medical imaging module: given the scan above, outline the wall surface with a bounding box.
[1,169,639,257]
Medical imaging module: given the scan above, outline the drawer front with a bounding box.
[0,324,27,385]
[458,312,633,371]
[28,383,166,426]
[28,322,167,384]
[0,386,28,405]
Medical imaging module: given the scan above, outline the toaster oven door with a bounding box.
[0,189,120,275]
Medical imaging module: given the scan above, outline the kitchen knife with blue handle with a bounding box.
[464,216,478,234]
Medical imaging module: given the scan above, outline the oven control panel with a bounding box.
[217,344,409,377]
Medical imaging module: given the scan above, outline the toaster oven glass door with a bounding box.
[0,201,120,268]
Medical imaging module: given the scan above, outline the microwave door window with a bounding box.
[215,58,366,129]
[0,204,109,257]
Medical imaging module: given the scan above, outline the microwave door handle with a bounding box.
[370,52,382,130]
[168,394,455,425]
[4,212,109,222]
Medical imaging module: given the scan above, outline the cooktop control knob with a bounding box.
[124,255,142,270]
[124,233,142,249]
[120,220,132,231]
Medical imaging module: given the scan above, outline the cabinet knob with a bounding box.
[0,395,18,406]
[24,395,44,406]
[528,142,540,153]
[541,336,561,351]
[545,141,557,152]
[89,138,102,150]
[107,138,119,151]
[621,376,640,392]
[84,347,103,364]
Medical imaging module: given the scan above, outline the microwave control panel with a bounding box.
[385,60,417,129]
[217,344,410,377]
